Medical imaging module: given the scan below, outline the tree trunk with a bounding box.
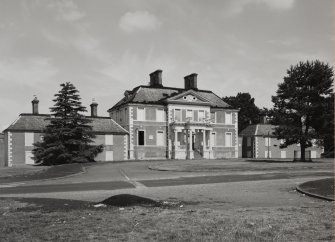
[300,142,306,162]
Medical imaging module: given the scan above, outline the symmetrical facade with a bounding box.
[2,98,128,166]
[108,70,239,160]
[239,123,323,159]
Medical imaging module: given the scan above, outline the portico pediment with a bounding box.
[164,90,211,105]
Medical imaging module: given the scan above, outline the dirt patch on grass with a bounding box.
[0,197,333,241]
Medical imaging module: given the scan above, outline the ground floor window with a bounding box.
[138,130,145,146]
[265,151,272,158]
[106,151,114,161]
[225,132,232,147]
[281,150,286,158]
[157,131,165,146]
[25,151,34,164]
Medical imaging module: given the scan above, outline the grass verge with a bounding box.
[0,197,333,242]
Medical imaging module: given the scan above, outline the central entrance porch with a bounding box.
[171,123,214,159]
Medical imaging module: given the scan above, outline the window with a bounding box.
[186,110,193,121]
[225,112,232,124]
[175,109,181,121]
[40,135,44,141]
[265,151,272,158]
[198,110,205,121]
[138,130,145,146]
[157,109,165,122]
[137,107,145,121]
[247,137,251,147]
[280,139,285,145]
[25,151,34,164]
[157,131,165,146]
[105,135,113,145]
[265,137,271,146]
[225,132,232,147]
[106,151,114,161]
[25,133,34,146]
[210,112,215,123]
[210,132,216,146]
[281,151,286,158]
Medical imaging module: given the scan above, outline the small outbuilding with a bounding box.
[239,122,323,159]
[2,98,128,167]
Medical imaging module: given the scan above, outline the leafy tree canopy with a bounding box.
[270,60,334,161]
[33,82,103,165]
[223,92,262,132]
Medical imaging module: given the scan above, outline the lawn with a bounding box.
[0,197,333,242]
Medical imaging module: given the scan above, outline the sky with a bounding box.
[0,0,334,130]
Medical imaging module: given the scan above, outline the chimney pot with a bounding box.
[32,96,39,114]
[149,70,163,87]
[184,73,198,90]
[90,99,98,117]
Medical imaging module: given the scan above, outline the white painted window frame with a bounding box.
[105,134,114,145]
[265,137,271,147]
[25,132,34,146]
[137,107,145,121]
[225,112,232,124]
[175,109,181,122]
[156,130,165,146]
[156,109,165,122]
[225,132,232,147]
[186,109,193,121]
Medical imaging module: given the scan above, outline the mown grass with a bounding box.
[0,198,333,242]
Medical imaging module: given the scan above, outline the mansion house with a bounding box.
[108,70,239,160]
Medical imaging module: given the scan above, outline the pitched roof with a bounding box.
[109,85,231,110]
[3,114,128,134]
[239,124,277,137]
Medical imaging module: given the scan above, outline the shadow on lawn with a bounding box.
[1,195,197,212]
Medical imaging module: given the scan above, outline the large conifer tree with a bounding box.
[223,92,262,131]
[33,82,103,165]
[270,60,333,161]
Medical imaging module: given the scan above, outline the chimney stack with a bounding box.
[32,96,39,114]
[149,70,163,87]
[184,73,198,90]
[90,99,98,117]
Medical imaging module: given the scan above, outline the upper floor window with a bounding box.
[198,110,205,121]
[25,132,34,146]
[265,137,271,146]
[247,137,251,147]
[157,109,165,122]
[175,109,181,122]
[186,110,193,121]
[137,107,145,121]
[105,135,113,145]
[225,112,232,124]
[210,112,215,123]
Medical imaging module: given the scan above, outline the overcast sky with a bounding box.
[0,0,334,130]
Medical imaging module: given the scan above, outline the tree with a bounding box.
[33,82,103,165]
[223,92,262,131]
[310,93,334,157]
[270,60,334,161]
